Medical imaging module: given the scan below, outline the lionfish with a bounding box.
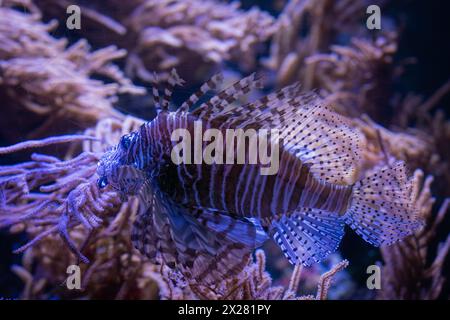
[97,70,422,284]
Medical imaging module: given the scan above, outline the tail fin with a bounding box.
[343,161,423,247]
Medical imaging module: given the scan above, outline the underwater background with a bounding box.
[0,0,449,300]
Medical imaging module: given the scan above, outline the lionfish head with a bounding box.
[97,132,146,197]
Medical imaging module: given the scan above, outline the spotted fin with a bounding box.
[191,79,319,131]
[270,208,345,266]
[186,79,360,185]
[235,87,319,129]
[344,161,423,247]
[210,86,316,130]
[281,105,362,185]
[204,100,362,185]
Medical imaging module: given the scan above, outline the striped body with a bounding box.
[142,112,353,223]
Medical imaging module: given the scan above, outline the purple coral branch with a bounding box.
[0,135,98,155]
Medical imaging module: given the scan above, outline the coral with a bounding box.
[148,250,349,300]
[0,1,144,142]
[0,117,163,299]
[264,0,398,125]
[125,0,275,82]
[351,115,432,174]
[392,81,450,195]
[378,171,450,300]
[33,0,276,84]
[265,0,380,87]
[308,34,397,118]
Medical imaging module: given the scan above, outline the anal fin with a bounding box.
[271,208,345,266]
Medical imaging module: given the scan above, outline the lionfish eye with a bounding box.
[120,134,133,150]
[98,177,108,189]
